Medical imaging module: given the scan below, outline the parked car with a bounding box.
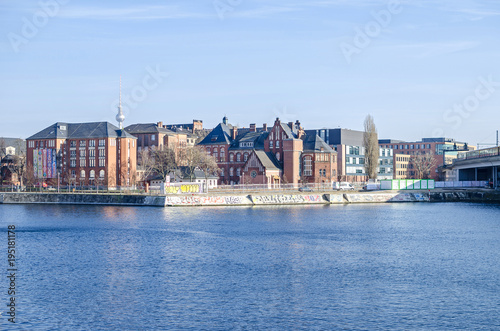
[299,186,313,192]
[334,182,355,191]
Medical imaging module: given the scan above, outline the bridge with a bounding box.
[452,147,500,188]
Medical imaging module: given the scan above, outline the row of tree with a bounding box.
[138,145,219,183]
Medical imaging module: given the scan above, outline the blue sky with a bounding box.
[1,0,500,146]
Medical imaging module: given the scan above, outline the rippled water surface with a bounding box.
[1,203,500,330]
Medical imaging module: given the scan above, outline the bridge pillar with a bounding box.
[475,168,478,181]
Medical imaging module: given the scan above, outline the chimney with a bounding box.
[157,121,163,128]
[288,122,293,130]
[298,127,305,139]
[275,117,280,125]
[250,123,256,132]
[231,127,238,140]
[263,123,268,131]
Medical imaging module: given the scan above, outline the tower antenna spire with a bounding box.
[116,75,125,129]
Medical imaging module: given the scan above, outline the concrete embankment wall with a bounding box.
[1,191,499,207]
[0,193,165,207]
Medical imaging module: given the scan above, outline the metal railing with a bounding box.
[457,147,500,161]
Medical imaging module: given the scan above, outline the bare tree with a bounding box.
[183,146,205,181]
[8,153,26,186]
[199,152,220,190]
[144,146,178,181]
[363,115,379,180]
[410,151,437,179]
[0,138,6,158]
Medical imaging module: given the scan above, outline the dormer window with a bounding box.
[59,125,66,131]
[211,136,218,142]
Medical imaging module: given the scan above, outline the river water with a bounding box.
[1,203,500,330]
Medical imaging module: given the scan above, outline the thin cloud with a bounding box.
[59,5,207,20]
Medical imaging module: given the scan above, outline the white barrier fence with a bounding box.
[435,181,488,188]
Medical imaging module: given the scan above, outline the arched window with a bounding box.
[220,168,224,177]
[276,152,280,161]
[276,140,280,148]
[236,153,241,162]
[229,153,234,162]
[206,147,211,155]
[229,167,233,176]
[244,153,248,161]
[236,168,241,176]
[99,170,105,178]
[80,170,85,178]
[90,170,95,178]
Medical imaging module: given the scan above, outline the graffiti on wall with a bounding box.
[164,195,251,206]
[164,184,202,194]
[252,194,325,204]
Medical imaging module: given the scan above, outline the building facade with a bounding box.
[26,122,137,187]
[199,117,336,186]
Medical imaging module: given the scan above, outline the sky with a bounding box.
[1,0,500,146]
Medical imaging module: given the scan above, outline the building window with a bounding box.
[80,159,86,167]
[236,168,241,176]
[229,167,233,176]
[236,153,241,162]
[303,156,312,176]
[99,139,105,147]
[229,153,234,162]
[89,140,95,147]
[70,150,76,158]
[244,153,248,161]
[99,159,105,167]
[71,170,76,178]
[99,149,105,157]
[220,168,224,177]
[276,141,280,148]
[89,149,95,157]
[270,141,273,148]
[70,160,76,168]
[80,170,85,178]
[151,135,155,141]
[80,140,86,147]
[89,159,95,167]
[70,141,77,148]
[276,152,280,161]
[99,170,105,178]
[206,147,211,155]
[80,150,86,157]
[90,170,95,178]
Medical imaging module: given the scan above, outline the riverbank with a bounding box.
[1,189,500,207]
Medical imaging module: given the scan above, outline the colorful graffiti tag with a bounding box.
[252,194,325,204]
[164,195,251,206]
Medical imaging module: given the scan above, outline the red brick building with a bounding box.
[26,122,137,188]
[198,117,337,186]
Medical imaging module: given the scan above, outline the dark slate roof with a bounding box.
[125,123,175,135]
[280,123,296,139]
[302,134,335,153]
[198,122,233,145]
[27,122,136,140]
[0,138,25,153]
[254,150,282,170]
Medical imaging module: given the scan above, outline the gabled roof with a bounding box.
[302,134,335,153]
[198,122,233,145]
[27,122,136,140]
[254,150,282,170]
[125,123,176,135]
